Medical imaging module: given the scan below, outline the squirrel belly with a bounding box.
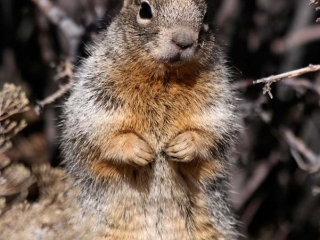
[99,155,223,240]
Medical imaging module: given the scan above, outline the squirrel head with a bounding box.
[107,0,216,72]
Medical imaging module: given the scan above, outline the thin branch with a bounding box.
[272,26,320,54]
[287,78,320,95]
[253,64,320,84]
[309,0,319,6]
[282,129,320,174]
[253,64,320,98]
[32,0,84,60]
[231,79,254,90]
[309,0,320,23]
[34,83,72,114]
[34,61,74,114]
[232,152,279,211]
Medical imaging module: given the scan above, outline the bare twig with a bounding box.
[309,0,320,23]
[283,129,320,174]
[272,26,320,54]
[253,64,320,98]
[309,0,319,6]
[282,77,320,95]
[32,0,84,60]
[34,61,74,115]
[232,152,279,211]
[231,79,254,90]
[253,64,320,84]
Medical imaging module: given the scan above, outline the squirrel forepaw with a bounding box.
[165,131,198,162]
[124,135,154,166]
[105,133,154,166]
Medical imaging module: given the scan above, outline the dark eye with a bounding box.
[139,2,153,19]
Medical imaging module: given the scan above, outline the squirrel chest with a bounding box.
[101,72,212,150]
[89,74,222,240]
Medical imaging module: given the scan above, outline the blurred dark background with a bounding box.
[0,0,320,239]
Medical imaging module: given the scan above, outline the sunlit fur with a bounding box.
[61,0,240,239]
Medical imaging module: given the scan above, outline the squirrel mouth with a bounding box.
[162,50,195,67]
[167,54,184,66]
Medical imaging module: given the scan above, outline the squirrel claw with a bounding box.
[165,131,197,162]
[129,145,154,166]
[104,133,154,166]
[125,137,154,166]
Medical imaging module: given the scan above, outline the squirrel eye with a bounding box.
[139,2,153,19]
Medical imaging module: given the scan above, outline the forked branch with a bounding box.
[253,64,320,98]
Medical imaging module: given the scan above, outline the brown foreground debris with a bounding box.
[0,164,105,240]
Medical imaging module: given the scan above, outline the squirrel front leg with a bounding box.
[165,130,213,162]
[102,132,155,166]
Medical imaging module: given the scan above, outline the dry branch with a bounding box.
[34,61,75,114]
[253,64,320,98]
[309,0,319,6]
[32,0,84,60]
[272,26,320,54]
[233,152,279,211]
[309,0,320,23]
[282,77,320,95]
[283,129,320,174]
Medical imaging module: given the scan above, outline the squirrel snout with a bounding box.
[156,27,198,65]
[171,31,196,50]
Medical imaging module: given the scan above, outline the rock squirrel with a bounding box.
[61,0,240,239]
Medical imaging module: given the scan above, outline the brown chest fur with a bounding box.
[88,67,224,240]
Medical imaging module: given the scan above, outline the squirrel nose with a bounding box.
[171,31,195,50]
